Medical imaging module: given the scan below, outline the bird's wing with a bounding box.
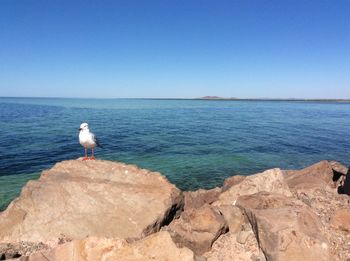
[91,132,102,147]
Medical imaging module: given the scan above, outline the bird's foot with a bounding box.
[89,156,96,160]
[82,157,90,161]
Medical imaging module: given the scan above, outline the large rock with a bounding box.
[16,231,195,261]
[214,168,292,206]
[183,187,221,211]
[0,160,183,245]
[165,204,228,255]
[284,161,335,191]
[236,192,330,261]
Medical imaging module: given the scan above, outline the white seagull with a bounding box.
[78,122,101,160]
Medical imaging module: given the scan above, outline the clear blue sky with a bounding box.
[0,0,349,98]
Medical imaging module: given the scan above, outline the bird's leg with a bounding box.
[90,148,95,160]
[83,148,88,161]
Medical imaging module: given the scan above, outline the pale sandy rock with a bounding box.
[214,168,292,206]
[237,192,330,261]
[15,231,194,261]
[0,160,183,245]
[166,204,228,255]
[183,187,221,211]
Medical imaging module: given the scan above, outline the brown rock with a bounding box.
[237,192,330,261]
[183,187,221,211]
[214,168,292,206]
[16,231,195,261]
[284,161,335,191]
[222,175,246,192]
[331,209,350,232]
[0,160,183,245]
[166,204,228,255]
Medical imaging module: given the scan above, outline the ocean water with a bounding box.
[1,98,350,210]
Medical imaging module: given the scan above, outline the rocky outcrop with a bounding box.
[0,160,183,245]
[16,231,195,261]
[1,159,349,260]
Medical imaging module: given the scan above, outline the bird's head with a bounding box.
[79,122,89,131]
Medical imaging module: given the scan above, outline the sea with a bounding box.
[1,97,350,210]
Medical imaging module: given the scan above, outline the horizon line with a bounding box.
[0,96,350,101]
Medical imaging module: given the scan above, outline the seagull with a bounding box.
[78,122,101,160]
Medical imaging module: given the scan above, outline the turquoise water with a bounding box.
[1,98,350,210]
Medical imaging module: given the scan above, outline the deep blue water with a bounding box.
[1,98,350,210]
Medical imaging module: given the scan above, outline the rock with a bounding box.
[166,204,228,255]
[284,161,335,191]
[216,205,246,234]
[0,160,183,245]
[330,161,349,176]
[330,209,350,232]
[221,175,246,192]
[236,192,330,261]
[16,231,195,261]
[183,187,221,211]
[214,168,292,206]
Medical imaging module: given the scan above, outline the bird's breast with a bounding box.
[79,132,96,148]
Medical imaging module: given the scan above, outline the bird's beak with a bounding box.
[78,128,82,131]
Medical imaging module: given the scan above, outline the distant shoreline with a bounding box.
[0,96,350,102]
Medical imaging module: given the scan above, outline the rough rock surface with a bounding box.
[214,168,292,206]
[15,231,195,261]
[237,192,330,261]
[0,160,183,245]
[165,204,228,255]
